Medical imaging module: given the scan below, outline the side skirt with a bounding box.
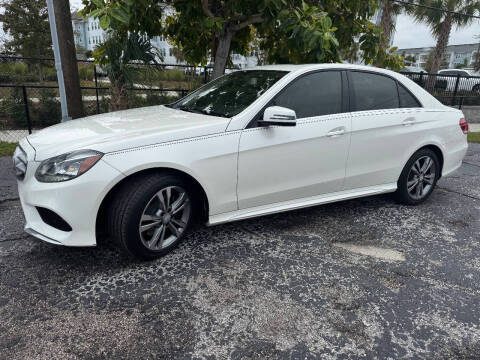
[208,183,397,226]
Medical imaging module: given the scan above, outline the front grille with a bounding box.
[36,207,72,232]
[12,146,27,180]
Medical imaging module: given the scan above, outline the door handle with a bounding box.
[327,127,346,137]
[402,117,416,126]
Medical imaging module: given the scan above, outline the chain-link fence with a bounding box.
[0,55,219,143]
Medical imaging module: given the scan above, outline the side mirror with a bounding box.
[257,106,297,127]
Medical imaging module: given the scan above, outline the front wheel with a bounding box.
[108,173,195,260]
[394,149,440,205]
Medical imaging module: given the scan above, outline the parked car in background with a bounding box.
[402,66,427,73]
[437,69,480,93]
[13,64,469,260]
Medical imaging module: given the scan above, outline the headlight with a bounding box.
[35,150,103,183]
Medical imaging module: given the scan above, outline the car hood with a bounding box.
[27,105,229,161]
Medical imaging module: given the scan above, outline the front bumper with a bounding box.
[17,148,125,247]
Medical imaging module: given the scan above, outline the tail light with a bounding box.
[459,118,469,134]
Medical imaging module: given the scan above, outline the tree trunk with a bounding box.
[380,1,393,49]
[426,14,453,90]
[211,30,233,80]
[110,78,129,111]
[52,0,84,119]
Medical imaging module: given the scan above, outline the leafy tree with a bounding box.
[454,58,468,69]
[0,0,52,58]
[81,0,405,79]
[171,46,186,64]
[404,54,417,66]
[411,0,480,79]
[0,0,53,81]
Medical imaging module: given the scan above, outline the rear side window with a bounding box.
[273,71,342,119]
[398,84,421,108]
[350,72,399,111]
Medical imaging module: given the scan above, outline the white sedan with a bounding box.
[13,64,469,259]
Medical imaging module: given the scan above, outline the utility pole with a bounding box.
[46,0,83,121]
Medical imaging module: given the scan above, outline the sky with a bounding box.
[70,0,83,11]
[392,13,480,49]
[1,2,480,50]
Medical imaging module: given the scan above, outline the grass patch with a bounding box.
[0,142,17,156]
[468,132,480,143]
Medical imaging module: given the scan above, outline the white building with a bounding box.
[396,43,479,70]
[71,12,106,52]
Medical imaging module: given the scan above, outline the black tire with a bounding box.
[108,173,195,260]
[394,148,440,205]
[473,84,480,93]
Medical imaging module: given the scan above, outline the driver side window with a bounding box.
[272,71,343,119]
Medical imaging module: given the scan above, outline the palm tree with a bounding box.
[411,0,480,80]
[95,33,160,111]
[379,0,404,49]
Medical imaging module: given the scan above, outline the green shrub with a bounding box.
[45,67,58,82]
[165,69,185,82]
[34,89,61,127]
[0,87,27,128]
[0,62,28,83]
[127,92,179,109]
[133,68,187,84]
[12,62,28,75]
[78,64,94,81]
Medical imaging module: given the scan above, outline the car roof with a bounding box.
[246,63,398,74]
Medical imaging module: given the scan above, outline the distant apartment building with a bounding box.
[396,43,479,70]
[71,12,106,51]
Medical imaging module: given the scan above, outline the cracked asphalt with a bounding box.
[0,145,479,359]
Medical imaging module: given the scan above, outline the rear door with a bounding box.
[237,70,351,209]
[344,70,423,190]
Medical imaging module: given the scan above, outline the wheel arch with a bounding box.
[95,166,210,240]
[404,143,445,179]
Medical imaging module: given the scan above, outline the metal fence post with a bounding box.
[451,74,460,106]
[21,86,32,134]
[94,65,100,114]
[419,72,424,88]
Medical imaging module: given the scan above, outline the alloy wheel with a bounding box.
[138,186,191,250]
[407,156,436,200]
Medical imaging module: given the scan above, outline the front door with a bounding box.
[237,70,351,210]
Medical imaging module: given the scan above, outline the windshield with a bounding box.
[170,70,288,118]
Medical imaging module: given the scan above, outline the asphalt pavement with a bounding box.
[0,145,479,359]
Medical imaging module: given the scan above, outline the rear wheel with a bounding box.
[395,149,440,205]
[473,84,480,93]
[108,173,195,260]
